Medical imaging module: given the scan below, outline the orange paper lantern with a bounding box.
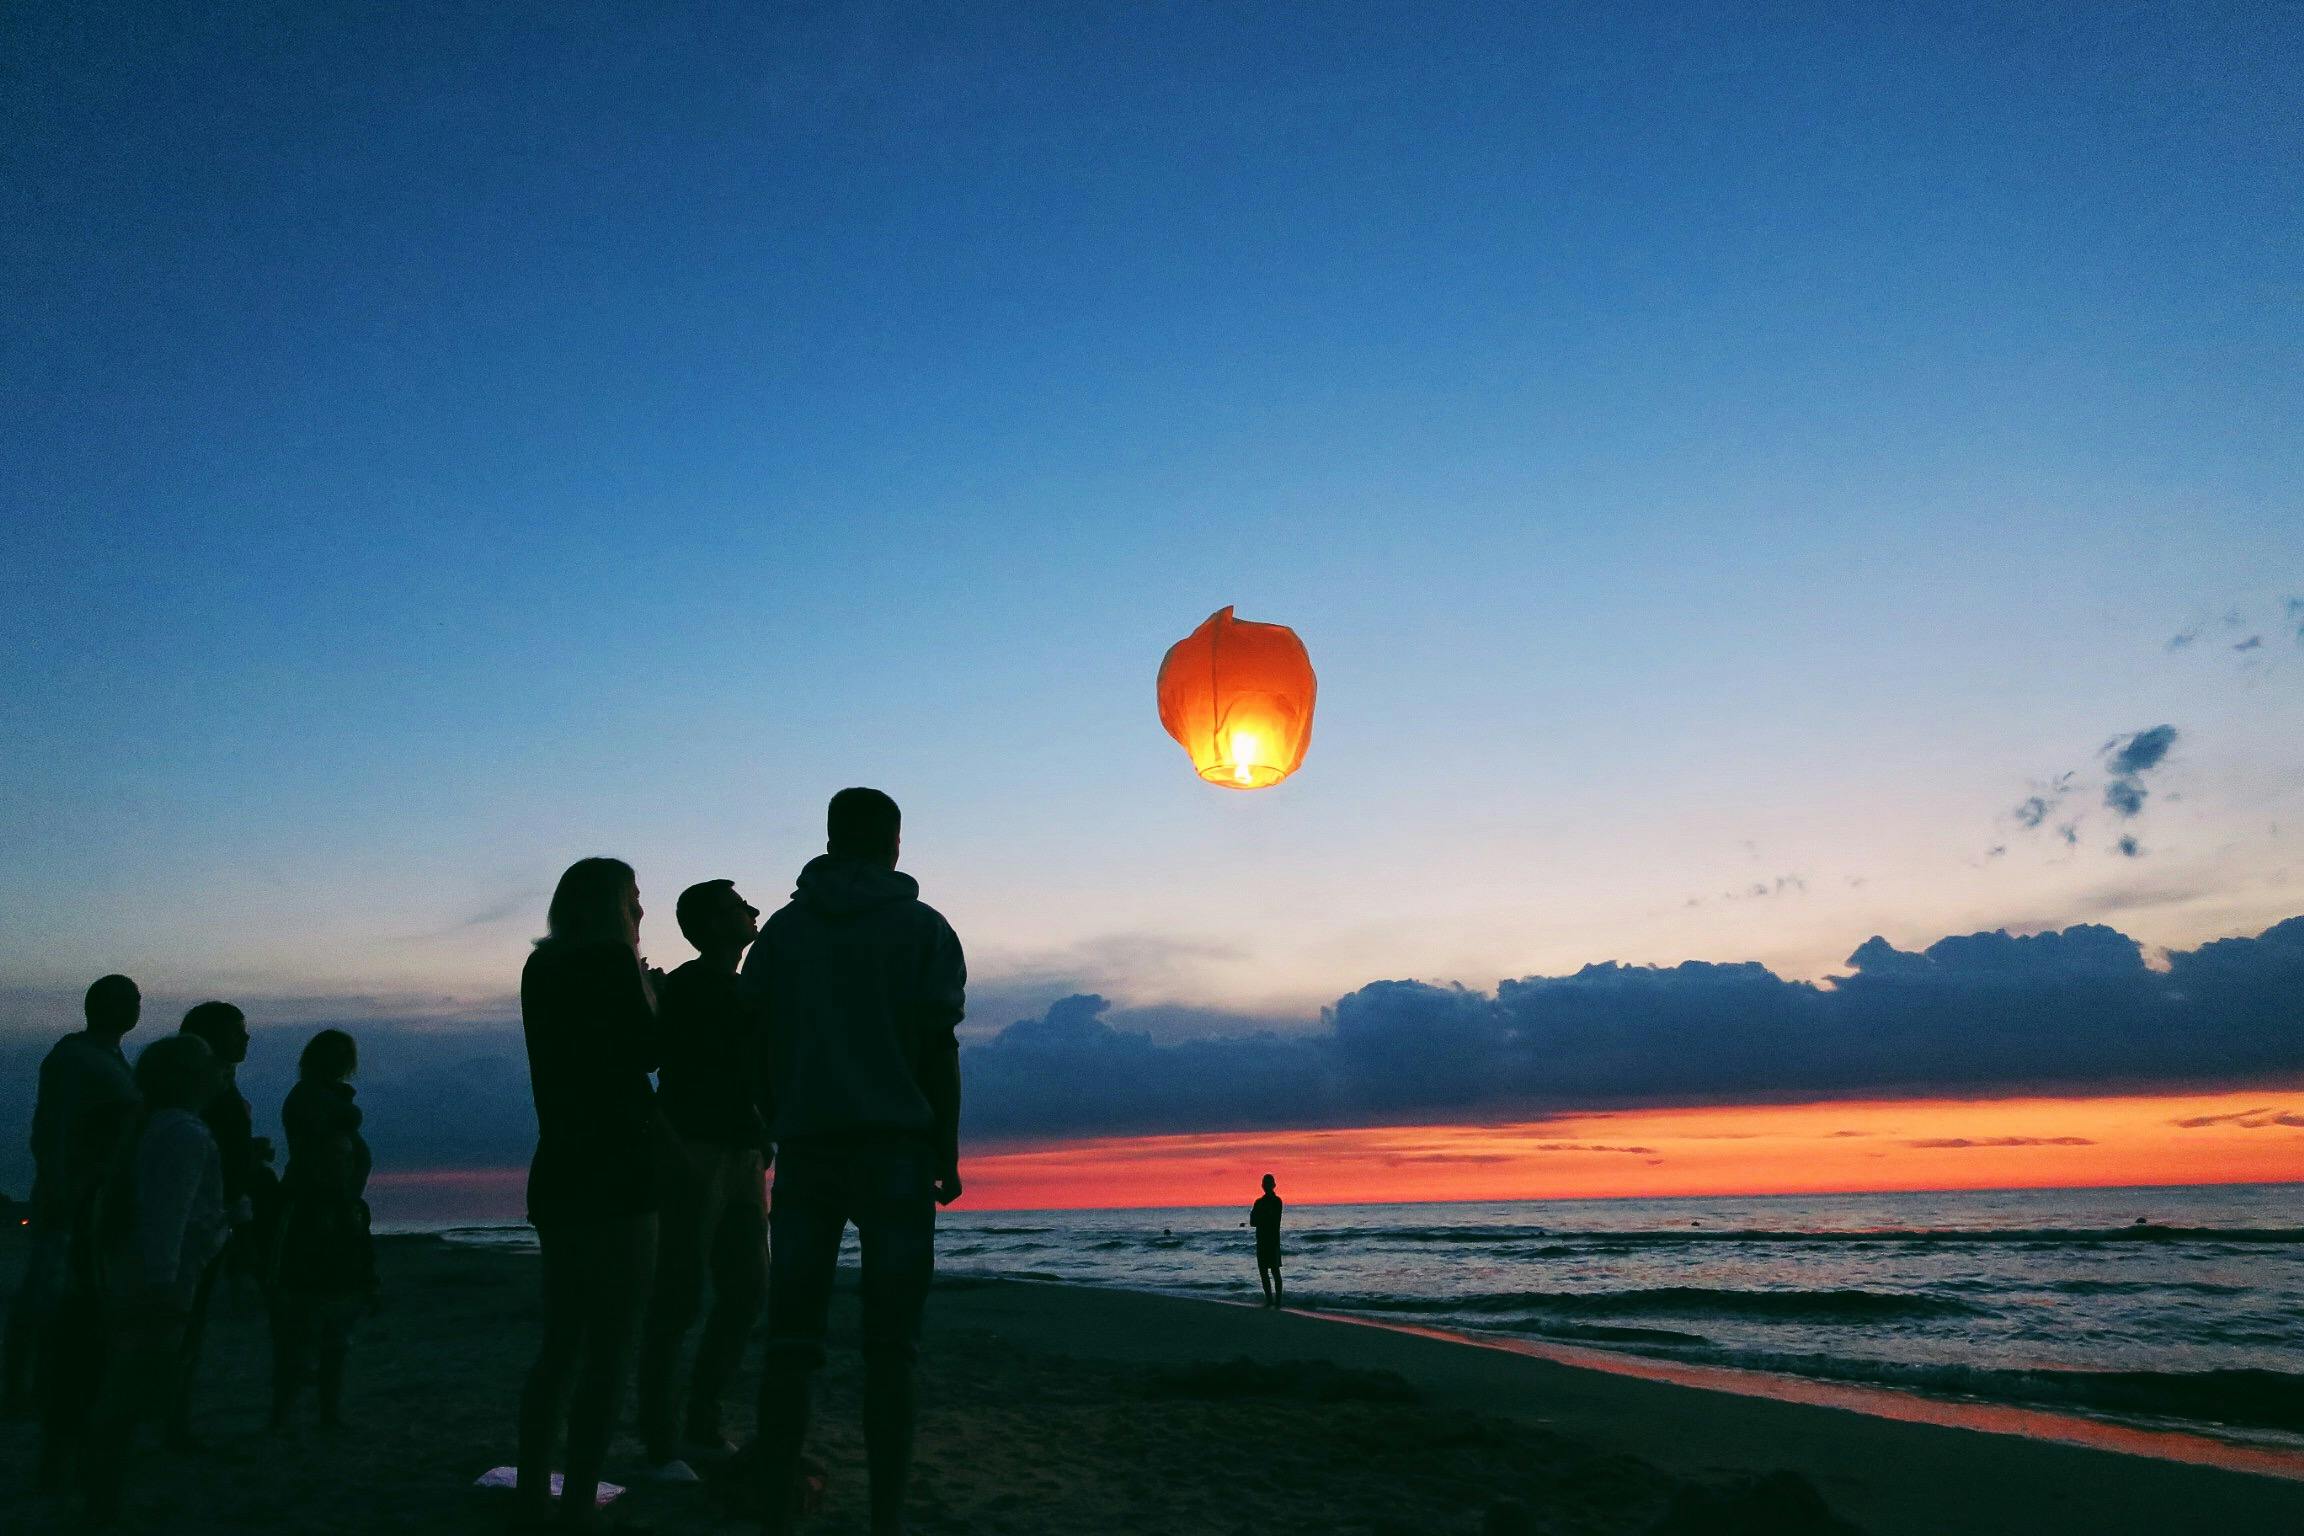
[1156,606,1317,790]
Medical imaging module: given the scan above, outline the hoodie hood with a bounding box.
[793,854,920,920]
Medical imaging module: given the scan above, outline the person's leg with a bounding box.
[1256,1259,1273,1305]
[637,1141,714,1464]
[757,1149,845,1536]
[2,1220,67,1416]
[561,1213,656,1527]
[164,1252,224,1449]
[516,1221,588,1522]
[1271,1260,1284,1308]
[856,1145,937,1536]
[269,1295,310,1430]
[35,1287,105,1491]
[82,1306,186,1525]
[689,1148,767,1447]
[315,1296,356,1428]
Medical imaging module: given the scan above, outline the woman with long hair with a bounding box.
[515,857,663,1530]
[268,1027,373,1432]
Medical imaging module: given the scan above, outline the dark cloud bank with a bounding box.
[3,918,2300,1189]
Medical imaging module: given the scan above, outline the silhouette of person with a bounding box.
[80,1033,232,1526]
[171,1000,256,1449]
[1248,1175,1284,1308]
[269,1028,374,1433]
[744,788,966,1536]
[515,857,663,1531]
[6,974,140,1419]
[636,879,767,1479]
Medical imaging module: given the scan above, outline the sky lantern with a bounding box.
[1157,606,1317,790]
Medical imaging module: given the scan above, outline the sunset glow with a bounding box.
[952,1091,2304,1211]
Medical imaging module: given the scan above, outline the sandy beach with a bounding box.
[3,1231,2300,1536]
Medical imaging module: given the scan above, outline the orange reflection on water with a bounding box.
[1309,1308,2304,1483]
[958,1089,2304,1211]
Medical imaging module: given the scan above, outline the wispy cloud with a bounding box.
[1906,1135,2097,1149]
[2170,1107,2304,1130]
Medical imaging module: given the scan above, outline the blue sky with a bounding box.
[3,1,2299,1039]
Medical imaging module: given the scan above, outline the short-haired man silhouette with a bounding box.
[743,788,965,1536]
[636,878,767,1479]
[5,974,141,1417]
[1248,1174,1284,1308]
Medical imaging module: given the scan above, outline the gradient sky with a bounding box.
[3,5,2301,1204]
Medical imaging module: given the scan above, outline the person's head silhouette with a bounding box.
[544,857,642,949]
[299,1028,357,1085]
[1261,1173,1276,1193]
[676,879,759,958]
[135,1033,218,1114]
[180,1000,249,1067]
[84,974,140,1040]
[827,787,901,867]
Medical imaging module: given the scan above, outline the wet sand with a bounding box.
[2,1232,2298,1534]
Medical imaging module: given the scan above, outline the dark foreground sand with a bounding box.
[3,1233,2299,1535]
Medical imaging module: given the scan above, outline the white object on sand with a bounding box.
[472,1467,625,1506]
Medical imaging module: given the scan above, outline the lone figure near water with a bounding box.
[1248,1174,1284,1309]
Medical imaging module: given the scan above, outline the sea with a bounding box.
[422,1182,2304,1456]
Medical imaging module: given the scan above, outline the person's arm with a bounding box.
[735,935,777,1154]
[923,1042,961,1205]
[920,918,967,1204]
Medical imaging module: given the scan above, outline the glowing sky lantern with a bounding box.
[1156,606,1317,790]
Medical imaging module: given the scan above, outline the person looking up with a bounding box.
[270,1028,374,1433]
[516,857,662,1532]
[1248,1175,1284,1309]
[5,974,141,1417]
[171,1000,255,1449]
[637,879,767,1481]
[743,788,966,1536]
[81,1033,230,1526]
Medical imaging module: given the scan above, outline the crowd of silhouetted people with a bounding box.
[6,788,1296,1535]
[3,980,376,1525]
[511,787,966,1535]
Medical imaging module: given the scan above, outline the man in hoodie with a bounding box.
[742,787,964,1536]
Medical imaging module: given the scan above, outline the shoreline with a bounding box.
[1283,1301,2304,1483]
[931,1272,2304,1535]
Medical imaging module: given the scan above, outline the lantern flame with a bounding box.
[1230,731,1260,785]
[1156,607,1317,791]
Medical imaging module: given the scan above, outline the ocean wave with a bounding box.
[1334,1286,1979,1322]
[2042,1278,2254,1297]
[1679,1352,2304,1434]
[1294,1224,2304,1249]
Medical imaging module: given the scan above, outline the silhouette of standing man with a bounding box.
[1248,1174,1284,1308]
[744,788,965,1536]
[637,879,768,1479]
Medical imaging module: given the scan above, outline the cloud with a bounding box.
[959,915,2304,1141]
[1686,873,1808,907]
[2233,635,2264,653]
[1906,1136,2097,1149]
[2170,1107,2304,1130]
[2100,725,2177,821]
[2165,629,2199,651]
[2116,835,2143,859]
[13,918,2302,1187]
